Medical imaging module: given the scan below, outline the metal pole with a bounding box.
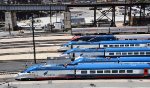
[8,23,11,35]
[143,5,145,17]
[129,0,132,26]
[139,5,142,26]
[123,0,127,25]
[31,14,36,64]
[56,11,57,22]
[111,6,116,27]
[50,4,52,32]
[113,6,116,27]
[94,6,97,27]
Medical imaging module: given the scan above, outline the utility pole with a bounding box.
[129,0,132,26]
[50,3,52,32]
[31,14,36,64]
[8,23,11,35]
[123,0,127,25]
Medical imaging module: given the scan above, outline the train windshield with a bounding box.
[21,64,41,73]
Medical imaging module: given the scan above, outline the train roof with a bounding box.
[65,40,150,46]
[80,35,114,38]
[71,35,116,41]
[64,47,150,54]
[73,34,150,39]
[71,57,150,64]
[64,48,104,54]
[74,63,150,70]
[23,63,150,72]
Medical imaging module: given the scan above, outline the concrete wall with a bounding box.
[64,12,71,29]
[5,12,17,31]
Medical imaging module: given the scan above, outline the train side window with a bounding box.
[146,52,150,55]
[116,52,121,55]
[122,52,127,55]
[109,45,113,47]
[104,70,111,73]
[127,70,133,73]
[134,39,137,40]
[97,70,103,73]
[90,70,96,74]
[119,70,125,73]
[130,44,134,47]
[104,45,107,47]
[125,39,128,40]
[135,44,140,46]
[27,71,31,73]
[109,53,114,55]
[115,45,119,47]
[81,70,87,74]
[120,45,124,47]
[112,70,118,73]
[134,52,139,55]
[140,52,145,55]
[128,52,132,55]
[125,44,129,47]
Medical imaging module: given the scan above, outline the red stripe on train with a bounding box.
[35,76,147,80]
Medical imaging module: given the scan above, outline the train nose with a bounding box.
[14,73,21,80]
[60,54,70,58]
[14,73,19,77]
[15,73,29,80]
[57,46,69,52]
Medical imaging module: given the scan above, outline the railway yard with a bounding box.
[0,31,150,88]
[0,31,72,78]
[0,1,150,88]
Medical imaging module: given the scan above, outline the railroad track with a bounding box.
[0,71,18,75]
[0,51,59,56]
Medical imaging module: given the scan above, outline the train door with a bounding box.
[74,69,76,79]
[144,68,148,76]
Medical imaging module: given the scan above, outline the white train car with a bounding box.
[72,26,150,35]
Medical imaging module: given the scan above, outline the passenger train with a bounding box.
[58,34,150,52]
[15,62,150,80]
[71,57,150,65]
[71,35,116,42]
[62,47,150,60]
[71,34,150,42]
[72,26,150,35]
[58,40,150,52]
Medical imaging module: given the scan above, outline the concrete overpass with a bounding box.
[1,3,150,31]
[0,4,66,11]
[0,3,149,11]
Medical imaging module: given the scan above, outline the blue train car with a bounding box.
[71,57,150,64]
[71,34,150,42]
[58,40,150,52]
[58,35,116,52]
[71,35,116,42]
[61,47,150,60]
[15,62,150,80]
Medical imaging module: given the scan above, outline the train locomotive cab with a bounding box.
[57,44,70,52]
[15,63,76,81]
[15,64,41,81]
[15,72,36,81]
